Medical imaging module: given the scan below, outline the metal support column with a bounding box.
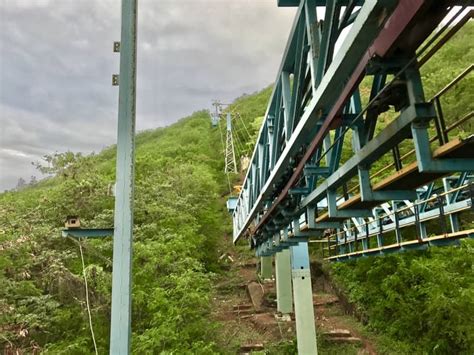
[443,178,460,232]
[260,256,273,280]
[110,1,137,354]
[291,242,317,354]
[275,249,293,314]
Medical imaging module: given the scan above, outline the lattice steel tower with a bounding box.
[224,112,237,173]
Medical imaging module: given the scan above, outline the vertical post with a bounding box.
[353,221,359,252]
[291,242,317,354]
[377,215,383,248]
[363,222,369,251]
[434,97,448,145]
[393,201,402,245]
[260,256,273,280]
[110,1,137,354]
[275,249,293,314]
[443,178,460,233]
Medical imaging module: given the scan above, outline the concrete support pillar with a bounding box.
[260,256,273,280]
[275,249,293,314]
[291,242,317,354]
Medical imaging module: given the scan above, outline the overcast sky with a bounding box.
[0,0,296,191]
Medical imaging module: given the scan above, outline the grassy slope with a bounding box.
[0,111,227,353]
[0,81,272,353]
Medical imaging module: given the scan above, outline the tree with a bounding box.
[16,177,27,191]
[32,151,83,180]
[29,176,38,186]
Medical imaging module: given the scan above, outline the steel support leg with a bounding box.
[419,223,428,239]
[291,242,317,354]
[275,249,293,314]
[260,256,273,280]
[448,212,460,233]
[443,178,460,233]
[110,1,137,354]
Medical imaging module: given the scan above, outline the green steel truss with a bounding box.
[232,0,474,260]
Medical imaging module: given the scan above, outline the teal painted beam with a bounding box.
[412,125,474,172]
[62,228,114,238]
[110,1,137,354]
[358,168,417,201]
[301,102,435,210]
[316,0,339,84]
[288,14,308,133]
[304,0,320,93]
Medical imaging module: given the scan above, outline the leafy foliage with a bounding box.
[329,22,474,354]
[0,109,236,353]
[330,241,474,354]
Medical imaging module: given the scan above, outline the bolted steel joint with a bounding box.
[112,74,119,86]
[113,41,121,53]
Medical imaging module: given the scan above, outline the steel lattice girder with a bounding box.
[233,0,401,243]
[232,0,472,251]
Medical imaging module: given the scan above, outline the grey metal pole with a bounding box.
[110,0,137,353]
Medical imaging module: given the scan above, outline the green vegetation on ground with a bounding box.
[329,241,474,354]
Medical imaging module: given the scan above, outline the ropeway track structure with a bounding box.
[232,1,474,353]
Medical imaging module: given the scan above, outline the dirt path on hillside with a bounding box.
[211,236,377,354]
[312,267,377,355]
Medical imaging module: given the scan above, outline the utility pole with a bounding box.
[110,0,137,353]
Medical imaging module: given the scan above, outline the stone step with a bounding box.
[233,303,253,311]
[247,282,264,312]
[239,343,264,353]
[322,329,352,338]
[239,261,257,268]
[239,314,254,320]
[233,308,254,315]
[313,294,339,306]
[326,336,362,344]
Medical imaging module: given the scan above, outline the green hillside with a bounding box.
[0,112,234,353]
[1,22,473,354]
